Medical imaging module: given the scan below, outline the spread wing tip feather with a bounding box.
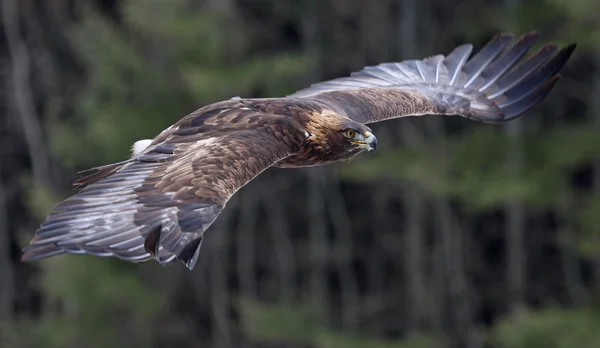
[21,245,66,262]
[21,227,203,270]
[426,34,576,123]
[487,42,576,122]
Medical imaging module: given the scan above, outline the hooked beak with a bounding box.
[364,131,378,151]
[365,132,377,151]
[352,131,378,152]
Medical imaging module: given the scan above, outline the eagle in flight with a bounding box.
[22,32,575,270]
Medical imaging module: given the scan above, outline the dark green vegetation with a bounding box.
[1,0,599,347]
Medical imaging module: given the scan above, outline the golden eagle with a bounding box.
[22,32,576,270]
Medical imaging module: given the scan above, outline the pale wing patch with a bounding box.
[131,139,153,157]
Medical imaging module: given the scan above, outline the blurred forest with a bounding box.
[1,0,599,347]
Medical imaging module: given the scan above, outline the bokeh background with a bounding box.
[1,0,599,347]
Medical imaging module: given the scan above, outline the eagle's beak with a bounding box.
[351,131,378,151]
[364,131,378,152]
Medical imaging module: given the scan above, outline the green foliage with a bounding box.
[315,332,441,348]
[572,195,600,257]
[24,181,60,222]
[53,0,314,169]
[240,298,322,343]
[3,257,163,348]
[494,307,600,348]
[454,0,600,48]
[546,0,600,47]
[53,8,191,166]
[341,122,600,212]
[341,119,600,260]
[239,298,441,347]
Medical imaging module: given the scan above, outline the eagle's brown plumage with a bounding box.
[22,32,576,270]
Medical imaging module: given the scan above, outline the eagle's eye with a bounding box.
[343,129,356,138]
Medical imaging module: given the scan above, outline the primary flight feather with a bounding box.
[22,32,576,270]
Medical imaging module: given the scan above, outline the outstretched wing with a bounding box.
[289,32,576,124]
[22,102,303,270]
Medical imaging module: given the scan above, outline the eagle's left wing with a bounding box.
[22,103,303,270]
[289,32,575,124]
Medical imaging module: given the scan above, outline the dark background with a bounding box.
[1,0,599,347]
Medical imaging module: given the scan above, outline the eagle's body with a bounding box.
[22,32,576,270]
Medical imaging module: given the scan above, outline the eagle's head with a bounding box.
[302,111,378,164]
[329,124,378,154]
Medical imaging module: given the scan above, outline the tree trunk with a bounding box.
[308,168,330,321]
[503,0,526,315]
[403,184,427,331]
[0,181,14,327]
[326,168,361,332]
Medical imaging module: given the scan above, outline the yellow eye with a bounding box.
[343,129,356,138]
